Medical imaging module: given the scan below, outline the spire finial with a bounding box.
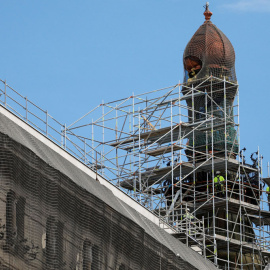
[204,2,213,21]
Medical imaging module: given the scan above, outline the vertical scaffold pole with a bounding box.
[205,90,209,198]
[92,119,94,164]
[102,101,105,176]
[258,146,263,270]
[4,80,6,107]
[139,108,141,204]
[46,110,48,136]
[116,105,119,187]
[203,216,206,259]
[237,85,243,270]
[171,100,174,223]
[178,82,183,223]
[84,139,86,164]
[129,109,132,180]
[25,97,28,122]
[210,77,217,266]
[224,77,230,269]
[192,85,196,217]
[64,123,66,150]
[133,94,136,199]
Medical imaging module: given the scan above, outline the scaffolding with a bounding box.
[66,75,270,269]
[0,76,270,269]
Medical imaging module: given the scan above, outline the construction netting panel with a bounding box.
[0,132,196,270]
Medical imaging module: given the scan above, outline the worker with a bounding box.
[214,171,225,197]
[266,186,270,211]
[183,208,194,222]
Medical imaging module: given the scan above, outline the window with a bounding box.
[46,216,63,268]
[16,197,26,243]
[83,240,92,270]
[119,264,126,270]
[82,240,100,270]
[91,245,100,270]
[6,190,16,246]
[6,190,26,256]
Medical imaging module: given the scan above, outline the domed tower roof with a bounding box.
[183,3,236,83]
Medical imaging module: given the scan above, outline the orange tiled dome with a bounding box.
[183,4,236,82]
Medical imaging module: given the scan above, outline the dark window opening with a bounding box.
[119,264,126,270]
[46,216,63,268]
[82,240,100,270]
[6,190,26,256]
[15,197,26,256]
[91,245,100,270]
[83,240,92,270]
[6,190,16,247]
[184,56,202,80]
[16,197,26,242]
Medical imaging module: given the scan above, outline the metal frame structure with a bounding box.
[0,77,270,269]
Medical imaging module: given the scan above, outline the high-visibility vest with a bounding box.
[267,187,270,192]
[184,212,194,220]
[214,175,225,184]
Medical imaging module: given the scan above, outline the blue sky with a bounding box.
[0,0,270,175]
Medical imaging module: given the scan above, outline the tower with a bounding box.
[182,2,238,160]
[175,3,269,269]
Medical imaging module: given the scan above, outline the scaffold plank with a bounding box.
[248,214,270,226]
[145,144,183,156]
[213,234,270,255]
[196,197,260,215]
[120,158,257,193]
[262,177,270,187]
[195,158,257,174]
[120,162,194,190]
[109,122,201,148]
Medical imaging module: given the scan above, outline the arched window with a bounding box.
[46,216,63,268]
